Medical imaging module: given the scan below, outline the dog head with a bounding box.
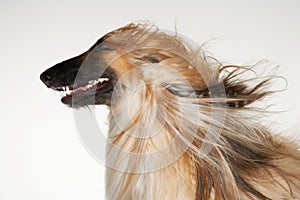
[41,23,269,109]
[40,23,216,108]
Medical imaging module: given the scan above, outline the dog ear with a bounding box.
[167,66,274,108]
[190,66,274,108]
[221,65,274,108]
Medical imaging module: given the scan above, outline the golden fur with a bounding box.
[98,23,300,200]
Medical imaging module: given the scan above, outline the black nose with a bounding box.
[40,71,53,87]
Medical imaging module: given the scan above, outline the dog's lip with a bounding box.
[54,85,74,91]
[53,77,109,91]
[59,77,113,104]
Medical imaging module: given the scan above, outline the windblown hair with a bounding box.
[103,23,300,200]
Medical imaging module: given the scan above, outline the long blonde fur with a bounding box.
[100,23,300,200]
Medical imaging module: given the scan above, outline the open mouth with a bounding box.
[55,77,113,104]
[40,45,118,107]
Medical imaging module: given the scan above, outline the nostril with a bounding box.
[45,75,52,81]
[40,72,53,86]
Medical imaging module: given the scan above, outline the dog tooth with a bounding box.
[100,78,109,83]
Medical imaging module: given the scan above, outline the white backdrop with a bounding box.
[1,1,300,199]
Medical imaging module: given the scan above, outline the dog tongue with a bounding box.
[96,82,107,90]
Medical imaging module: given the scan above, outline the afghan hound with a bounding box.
[40,22,300,200]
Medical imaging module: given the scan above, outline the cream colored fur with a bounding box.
[100,23,300,200]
